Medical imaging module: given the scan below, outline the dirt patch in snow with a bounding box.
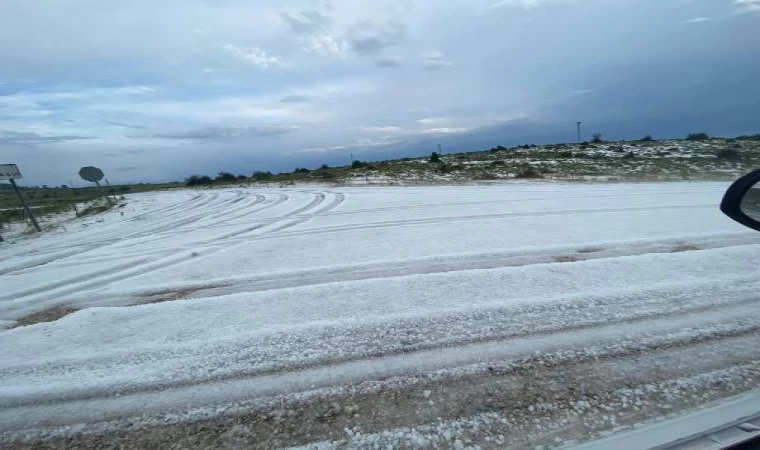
[577,247,604,254]
[670,244,701,253]
[136,284,228,305]
[13,305,79,328]
[555,255,581,263]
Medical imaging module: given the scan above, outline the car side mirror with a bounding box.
[721,169,760,232]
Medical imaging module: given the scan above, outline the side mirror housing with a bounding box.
[721,169,760,232]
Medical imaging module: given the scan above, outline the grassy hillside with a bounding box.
[250,135,760,186]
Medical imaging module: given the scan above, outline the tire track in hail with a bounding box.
[236,203,716,243]
[261,191,343,233]
[183,192,292,244]
[0,192,227,272]
[120,192,247,239]
[24,192,222,255]
[101,191,253,246]
[318,189,719,218]
[1,192,298,307]
[11,192,321,274]
[189,190,328,242]
[122,233,759,301]
[0,258,154,303]
[0,192,209,265]
[41,191,243,257]
[3,297,758,408]
[0,193,242,297]
[125,192,207,223]
[194,193,265,225]
[0,198,725,308]
[76,192,345,265]
[0,194,210,275]
[93,192,282,252]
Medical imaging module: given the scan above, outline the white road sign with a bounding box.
[0,164,22,180]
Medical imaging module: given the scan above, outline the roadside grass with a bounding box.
[0,188,121,235]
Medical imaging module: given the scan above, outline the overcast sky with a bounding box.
[1,0,759,185]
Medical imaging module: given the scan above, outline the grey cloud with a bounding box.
[152,125,299,140]
[279,94,312,103]
[0,130,92,144]
[346,20,407,55]
[223,44,282,68]
[733,0,760,14]
[684,17,710,24]
[104,148,148,157]
[111,149,148,155]
[113,166,140,172]
[422,51,453,70]
[102,121,147,130]
[375,56,402,68]
[280,9,332,34]
[350,37,388,54]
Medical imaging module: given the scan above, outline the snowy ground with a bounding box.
[1,182,759,448]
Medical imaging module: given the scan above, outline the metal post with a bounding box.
[95,180,114,206]
[104,177,118,203]
[9,179,41,232]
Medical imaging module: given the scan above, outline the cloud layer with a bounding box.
[0,0,758,184]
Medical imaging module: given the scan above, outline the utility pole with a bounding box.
[577,122,583,144]
[10,179,41,232]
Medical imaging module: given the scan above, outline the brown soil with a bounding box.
[670,244,701,253]
[137,284,227,305]
[577,247,604,254]
[13,305,79,328]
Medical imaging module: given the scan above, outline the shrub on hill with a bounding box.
[215,172,237,182]
[686,132,709,141]
[185,175,212,186]
[716,148,741,161]
[252,171,273,181]
[515,166,543,179]
[736,134,760,141]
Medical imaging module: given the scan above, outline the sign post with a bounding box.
[78,166,113,206]
[1,164,41,232]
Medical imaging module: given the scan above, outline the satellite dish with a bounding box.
[78,166,114,206]
[79,166,105,183]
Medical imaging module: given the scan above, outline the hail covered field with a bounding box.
[1,182,760,449]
